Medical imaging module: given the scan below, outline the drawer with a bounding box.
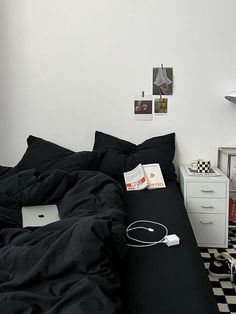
[188,213,226,245]
[186,198,227,213]
[186,182,227,198]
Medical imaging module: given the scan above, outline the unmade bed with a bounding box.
[0,132,220,313]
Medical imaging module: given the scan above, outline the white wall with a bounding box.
[0,0,236,167]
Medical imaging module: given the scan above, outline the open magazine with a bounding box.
[123,163,166,191]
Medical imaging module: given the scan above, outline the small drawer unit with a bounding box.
[179,165,229,248]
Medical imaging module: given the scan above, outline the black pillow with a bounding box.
[16,135,102,172]
[93,131,176,180]
[94,131,135,154]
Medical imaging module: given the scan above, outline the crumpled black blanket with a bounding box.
[0,165,126,313]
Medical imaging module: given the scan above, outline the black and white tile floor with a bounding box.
[200,229,236,313]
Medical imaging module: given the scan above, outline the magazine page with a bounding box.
[123,164,148,191]
[143,163,166,189]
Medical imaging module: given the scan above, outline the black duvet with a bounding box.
[0,166,126,313]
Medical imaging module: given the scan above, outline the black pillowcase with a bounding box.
[93,131,176,181]
[16,135,103,172]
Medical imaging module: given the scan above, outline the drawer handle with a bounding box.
[201,188,214,192]
[201,205,214,209]
[200,220,213,224]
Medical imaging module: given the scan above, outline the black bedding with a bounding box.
[122,181,219,314]
[0,166,126,313]
[0,133,220,314]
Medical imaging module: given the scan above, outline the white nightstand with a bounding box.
[179,165,229,248]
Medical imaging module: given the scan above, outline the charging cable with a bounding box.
[126,220,180,248]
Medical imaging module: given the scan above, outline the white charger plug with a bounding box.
[164,234,180,247]
[126,220,181,248]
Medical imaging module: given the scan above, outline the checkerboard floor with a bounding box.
[200,228,236,313]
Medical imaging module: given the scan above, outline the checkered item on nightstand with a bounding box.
[197,160,211,173]
[200,228,236,313]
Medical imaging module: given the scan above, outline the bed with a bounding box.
[0,132,219,313]
[121,183,219,314]
[93,131,219,314]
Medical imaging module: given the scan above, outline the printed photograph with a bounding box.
[154,98,168,115]
[153,67,173,95]
[134,100,152,114]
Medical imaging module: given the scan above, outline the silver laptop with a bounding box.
[22,205,60,228]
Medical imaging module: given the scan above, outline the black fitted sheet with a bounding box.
[121,181,219,314]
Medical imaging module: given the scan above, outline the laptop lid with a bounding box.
[22,205,60,228]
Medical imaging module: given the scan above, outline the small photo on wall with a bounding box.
[134,98,153,120]
[154,98,168,115]
[153,67,173,95]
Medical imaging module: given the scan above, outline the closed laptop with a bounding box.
[22,205,60,228]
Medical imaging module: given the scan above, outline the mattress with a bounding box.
[121,181,219,314]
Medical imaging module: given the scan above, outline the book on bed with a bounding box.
[124,163,166,191]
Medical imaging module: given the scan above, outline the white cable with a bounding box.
[126,220,168,248]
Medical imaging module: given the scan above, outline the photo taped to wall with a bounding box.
[154,98,168,115]
[153,67,173,95]
[134,98,153,121]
